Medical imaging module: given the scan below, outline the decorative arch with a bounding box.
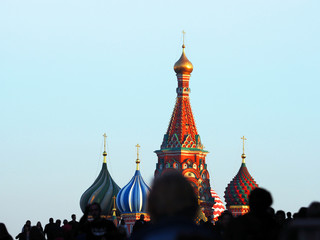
[182,168,200,179]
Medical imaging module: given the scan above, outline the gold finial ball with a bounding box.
[103,151,107,156]
[241,153,246,159]
[174,46,193,75]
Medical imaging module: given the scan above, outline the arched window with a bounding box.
[184,172,196,178]
[173,162,179,169]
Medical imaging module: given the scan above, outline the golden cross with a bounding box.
[136,144,140,160]
[241,136,247,154]
[182,30,186,45]
[103,133,107,152]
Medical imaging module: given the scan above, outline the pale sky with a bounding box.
[1,0,320,235]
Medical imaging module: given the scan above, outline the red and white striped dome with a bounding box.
[211,188,226,221]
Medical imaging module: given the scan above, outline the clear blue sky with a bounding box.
[1,0,319,235]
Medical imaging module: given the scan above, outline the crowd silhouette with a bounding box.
[2,172,320,240]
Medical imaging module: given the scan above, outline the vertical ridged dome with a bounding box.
[80,134,121,216]
[211,189,226,221]
[116,144,151,213]
[224,144,258,207]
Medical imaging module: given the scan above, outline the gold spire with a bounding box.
[241,136,247,163]
[182,30,186,48]
[103,133,107,163]
[112,196,116,216]
[135,144,140,170]
[174,31,193,75]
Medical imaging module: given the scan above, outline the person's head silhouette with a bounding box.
[249,188,273,213]
[147,170,198,222]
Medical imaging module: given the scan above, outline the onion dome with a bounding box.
[116,144,151,213]
[80,134,121,216]
[224,137,258,207]
[174,33,193,74]
[211,189,226,221]
[224,159,258,206]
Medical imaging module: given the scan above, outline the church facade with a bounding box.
[80,38,261,222]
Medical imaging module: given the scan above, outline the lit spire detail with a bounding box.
[241,136,247,163]
[174,31,193,75]
[112,195,116,216]
[103,133,107,163]
[182,30,186,48]
[136,144,141,170]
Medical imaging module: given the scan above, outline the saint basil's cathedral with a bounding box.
[80,38,259,232]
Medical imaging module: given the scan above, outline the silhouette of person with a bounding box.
[0,223,13,240]
[132,214,147,234]
[296,207,308,219]
[44,218,56,240]
[15,225,30,240]
[62,220,72,240]
[225,188,278,240]
[20,221,31,234]
[131,170,214,240]
[68,214,79,239]
[275,210,286,229]
[36,222,44,237]
[307,201,320,218]
[54,219,63,240]
[30,226,45,240]
[117,219,128,240]
[78,202,120,240]
[214,210,234,239]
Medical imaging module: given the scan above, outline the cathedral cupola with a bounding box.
[116,144,150,214]
[224,136,259,217]
[174,44,193,75]
[80,134,121,217]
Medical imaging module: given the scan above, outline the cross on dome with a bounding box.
[174,31,193,75]
[241,136,247,163]
[136,144,141,170]
[103,133,107,161]
[182,30,186,47]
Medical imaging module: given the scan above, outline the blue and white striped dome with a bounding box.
[116,147,150,213]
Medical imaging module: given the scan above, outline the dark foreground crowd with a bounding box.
[1,171,320,240]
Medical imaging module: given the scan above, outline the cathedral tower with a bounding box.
[154,36,214,217]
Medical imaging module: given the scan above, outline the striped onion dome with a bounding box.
[224,153,258,207]
[116,145,150,213]
[80,135,120,216]
[211,188,225,221]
